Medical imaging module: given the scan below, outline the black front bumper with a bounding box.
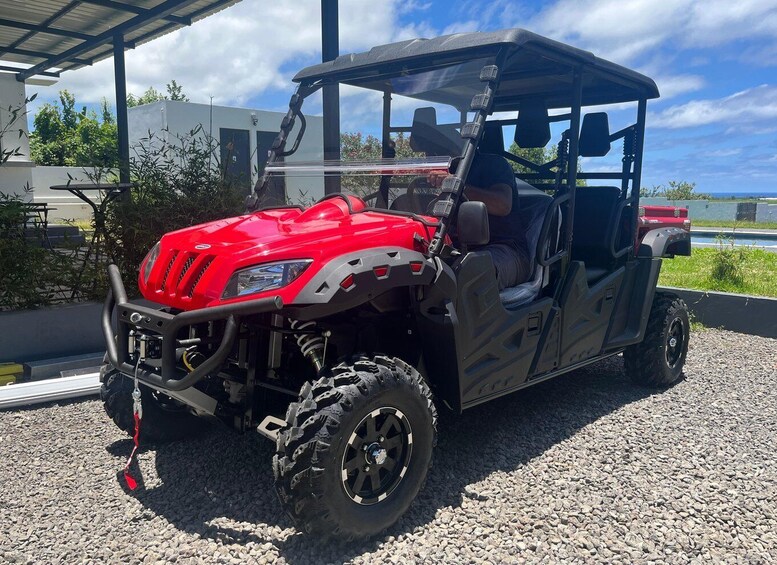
[103,264,283,391]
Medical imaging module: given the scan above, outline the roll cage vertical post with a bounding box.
[629,98,648,246]
[559,68,583,275]
[428,50,509,256]
[378,89,393,209]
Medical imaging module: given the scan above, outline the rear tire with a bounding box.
[624,292,690,387]
[273,356,437,540]
[99,364,200,443]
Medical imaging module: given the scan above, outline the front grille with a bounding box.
[160,251,178,292]
[176,255,197,287]
[186,257,214,298]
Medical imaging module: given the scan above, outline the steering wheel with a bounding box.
[406,176,430,214]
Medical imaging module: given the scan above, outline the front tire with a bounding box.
[624,292,690,387]
[99,364,200,443]
[273,356,437,540]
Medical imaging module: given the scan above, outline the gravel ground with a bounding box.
[1,328,775,564]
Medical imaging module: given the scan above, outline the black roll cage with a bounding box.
[251,45,648,272]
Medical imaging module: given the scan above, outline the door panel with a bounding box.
[219,128,251,190]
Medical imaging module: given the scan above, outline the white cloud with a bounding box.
[29,0,423,107]
[523,0,777,64]
[650,84,777,129]
[651,74,706,100]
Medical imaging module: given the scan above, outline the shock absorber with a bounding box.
[289,319,326,372]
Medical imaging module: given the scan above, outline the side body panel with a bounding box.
[450,252,553,409]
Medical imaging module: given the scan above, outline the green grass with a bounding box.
[692,219,777,230]
[659,247,777,298]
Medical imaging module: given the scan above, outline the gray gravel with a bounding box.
[1,328,775,564]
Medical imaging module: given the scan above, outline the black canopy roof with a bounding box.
[294,28,659,109]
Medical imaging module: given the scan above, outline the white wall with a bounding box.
[31,166,117,222]
[0,73,33,199]
[128,100,324,204]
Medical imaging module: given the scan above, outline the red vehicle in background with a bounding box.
[638,205,691,241]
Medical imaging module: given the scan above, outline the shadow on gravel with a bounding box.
[122,355,658,563]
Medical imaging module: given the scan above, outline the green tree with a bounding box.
[126,81,189,107]
[642,180,707,200]
[340,131,415,160]
[29,90,119,167]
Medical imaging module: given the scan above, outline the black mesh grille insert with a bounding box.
[160,251,178,292]
[186,257,213,298]
[176,254,197,288]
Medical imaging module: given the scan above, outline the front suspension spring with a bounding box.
[289,319,326,372]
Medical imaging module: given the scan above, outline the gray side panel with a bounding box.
[453,252,552,409]
[557,262,623,368]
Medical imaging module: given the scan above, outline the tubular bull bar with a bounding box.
[103,264,283,392]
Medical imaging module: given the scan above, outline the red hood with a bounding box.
[139,197,437,310]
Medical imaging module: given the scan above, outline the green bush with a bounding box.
[709,235,746,286]
[0,192,78,310]
[104,127,245,296]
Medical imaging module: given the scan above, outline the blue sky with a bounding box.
[31,0,777,194]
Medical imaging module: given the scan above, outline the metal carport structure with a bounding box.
[0,0,341,186]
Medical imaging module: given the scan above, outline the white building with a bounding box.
[128,100,324,206]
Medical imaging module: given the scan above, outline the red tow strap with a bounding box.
[123,412,141,490]
[124,379,143,490]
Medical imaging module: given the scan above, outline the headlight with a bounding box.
[222,260,312,299]
[142,242,161,283]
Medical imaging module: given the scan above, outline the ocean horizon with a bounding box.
[700,191,777,199]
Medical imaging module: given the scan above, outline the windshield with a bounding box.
[264,57,495,212]
[265,157,452,213]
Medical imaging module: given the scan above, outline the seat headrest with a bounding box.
[579,112,611,157]
[480,123,505,154]
[514,99,551,148]
[409,107,463,156]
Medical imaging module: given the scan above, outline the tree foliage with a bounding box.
[30,82,190,167]
[126,80,190,107]
[29,90,119,167]
[641,180,707,200]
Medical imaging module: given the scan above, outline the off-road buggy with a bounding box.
[101,28,692,539]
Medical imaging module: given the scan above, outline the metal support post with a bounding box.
[113,34,130,185]
[321,0,340,194]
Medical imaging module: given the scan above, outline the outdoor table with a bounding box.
[50,183,132,298]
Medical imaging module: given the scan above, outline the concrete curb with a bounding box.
[659,286,777,339]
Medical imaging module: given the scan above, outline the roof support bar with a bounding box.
[113,34,130,184]
[321,0,341,195]
[16,0,194,82]
[81,0,192,26]
[0,16,94,42]
[0,46,92,66]
[0,64,59,77]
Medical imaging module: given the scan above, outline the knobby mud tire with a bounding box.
[624,292,690,387]
[273,356,437,540]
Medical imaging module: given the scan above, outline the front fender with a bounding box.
[638,227,691,258]
[287,247,435,319]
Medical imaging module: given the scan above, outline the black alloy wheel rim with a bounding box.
[341,407,413,505]
[665,318,685,368]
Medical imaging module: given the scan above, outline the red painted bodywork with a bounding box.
[138,196,438,311]
[638,205,691,240]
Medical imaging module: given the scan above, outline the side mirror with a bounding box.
[458,201,490,247]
